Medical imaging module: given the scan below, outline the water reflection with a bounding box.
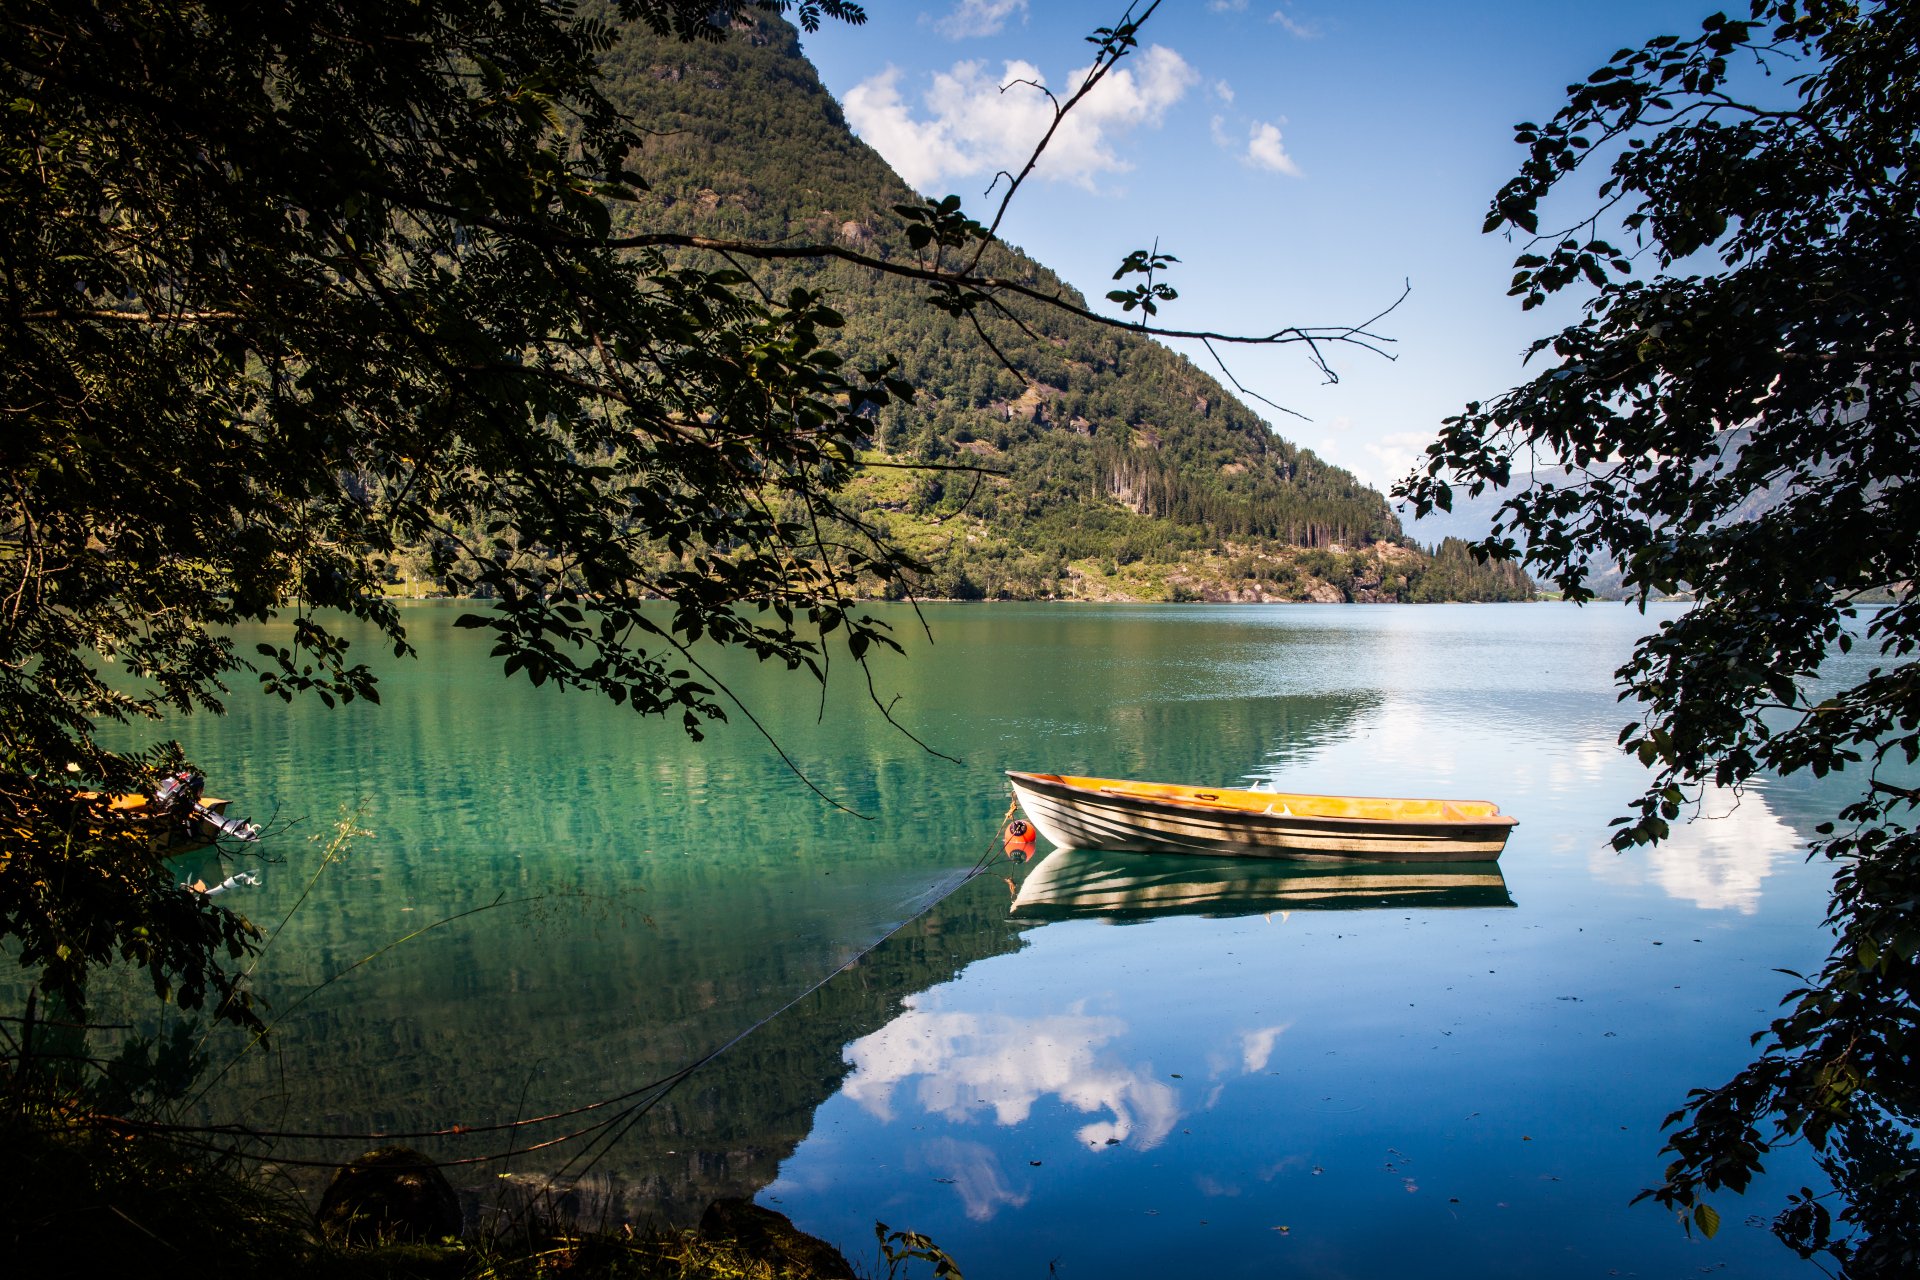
[1585,783,1804,914]
[844,998,1181,1154]
[916,1137,1031,1222]
[1011,849,1515,921]
[53,601,1838,1274]
[71,603,1390,1150]
[790,852,1523,1232]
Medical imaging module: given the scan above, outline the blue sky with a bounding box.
[791,1,1716,499]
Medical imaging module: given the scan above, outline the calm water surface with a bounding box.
[101,602,1847,1276]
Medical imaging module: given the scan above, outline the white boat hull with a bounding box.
[1007,772,1516,862]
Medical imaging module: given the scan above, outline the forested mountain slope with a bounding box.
[546,12,1530,603]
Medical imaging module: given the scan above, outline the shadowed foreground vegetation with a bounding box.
[2,1110,905,1280]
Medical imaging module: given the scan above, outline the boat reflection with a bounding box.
[1010,847,1514,921]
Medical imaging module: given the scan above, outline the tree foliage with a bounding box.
[1,0,1417,1038]
[2,0,912,1027]
[1406,539,1535,604]
[424,4,1410,601]
[1399,2,1918,1270]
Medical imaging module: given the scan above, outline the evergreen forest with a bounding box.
[384,10,1532,606]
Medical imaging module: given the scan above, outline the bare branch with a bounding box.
[971,1,1163,268]
[1201,338,1309,422]
[609,230,1400,352]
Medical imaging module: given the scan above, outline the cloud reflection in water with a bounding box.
[917,1137,1030,1222]
[1588,783,1803,914]
[842,1000,1181,1154]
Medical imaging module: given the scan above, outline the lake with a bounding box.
[96,601,1848,1276]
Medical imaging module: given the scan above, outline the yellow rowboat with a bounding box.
[108,793,257,853]
[1005,772,1517,862]
[1011,848,1514,921]
[142,769,259,849]
[74,777,258,854]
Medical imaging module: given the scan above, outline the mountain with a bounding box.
[1398,445,1820,601]
[1399,470,1630,601]
[577,12,1533,604]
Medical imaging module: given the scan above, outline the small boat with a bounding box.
[148,795,259,852]
[1005,771,1516,862]
[73,771,260,853]
[1011,848,1514,921]
[147,770,260,847]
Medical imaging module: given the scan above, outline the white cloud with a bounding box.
[936,0,1028,40]
[1245,120,1302,175]
[1270,8,1320,38]
[1365,431,1436,489]
[842,46,1199,193]
[1209,0,1250,10]
[842,67,974,191]
[1209,114,1232,148]
[1211,78,1236,104]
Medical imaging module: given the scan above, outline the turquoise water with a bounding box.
[100,602,1844,1273]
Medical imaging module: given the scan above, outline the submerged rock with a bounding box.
[698,1199,856,1279]
[316,1145,462,1245]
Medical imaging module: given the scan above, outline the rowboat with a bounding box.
[155,771,259,844]
[1011,848,1514,921]
[1005,771,1517,862]
[65,775,259,854]
[133,794,259,852]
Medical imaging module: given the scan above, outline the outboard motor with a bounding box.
[200,809,261,843]
[154,769,258,843]
[152,770,197,809]
[153,769,207,808]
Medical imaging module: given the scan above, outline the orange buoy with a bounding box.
[1003,817,1038,860]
